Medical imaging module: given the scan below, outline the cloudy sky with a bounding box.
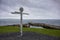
[0,0,60,19]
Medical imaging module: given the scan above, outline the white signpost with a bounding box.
[11,7,29,36]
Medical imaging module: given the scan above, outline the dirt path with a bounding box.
[0,32,60,40]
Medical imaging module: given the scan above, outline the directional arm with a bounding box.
[11,12,29,15]
[11,11,20,14]
[22,13,29,15]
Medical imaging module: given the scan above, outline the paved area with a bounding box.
[0,32,60,40]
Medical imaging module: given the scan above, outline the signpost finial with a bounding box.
[19,7,24,12]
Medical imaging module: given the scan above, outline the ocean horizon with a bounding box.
[0,19,60,26]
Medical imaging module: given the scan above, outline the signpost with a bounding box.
[11,7,29,36]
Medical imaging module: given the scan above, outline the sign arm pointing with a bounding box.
[11,11,20,14]
[23,13,29,15]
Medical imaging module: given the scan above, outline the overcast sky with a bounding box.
[0,0,60,19]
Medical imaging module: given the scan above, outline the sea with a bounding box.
[0,19,60,26]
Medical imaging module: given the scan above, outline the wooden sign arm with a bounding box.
[11,11,20,14]
[22,13,29,15]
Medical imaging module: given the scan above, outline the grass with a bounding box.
[23,28,60,37]
[0,26,20,33]
[0,26,60,37]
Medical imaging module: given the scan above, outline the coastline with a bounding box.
[0,22,60,30]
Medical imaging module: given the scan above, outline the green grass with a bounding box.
[0,26,60,37]
[23,28,60,37]
[0,26,20,33]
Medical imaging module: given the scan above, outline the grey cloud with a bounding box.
[53,0,60,4]
[18,0,60,17]
[0,0,60,19]
[0,0,2,4]
[0,5,8,12]
[1,0,18,7]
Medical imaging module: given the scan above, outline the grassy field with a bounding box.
[0,26,60,37]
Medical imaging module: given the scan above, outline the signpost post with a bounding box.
[11,7,29,36]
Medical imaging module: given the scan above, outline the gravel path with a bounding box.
[0,32,60,40]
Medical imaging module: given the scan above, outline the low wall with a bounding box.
[28,23,60,30]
